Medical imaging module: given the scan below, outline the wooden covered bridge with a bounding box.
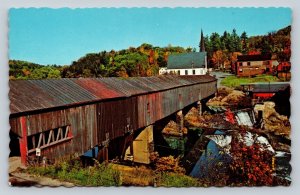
[9,75,217,165]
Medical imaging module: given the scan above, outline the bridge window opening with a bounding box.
[185,70,188,75]
[177,70,180,75]
[193,70,196,75]
[27,125,72,154]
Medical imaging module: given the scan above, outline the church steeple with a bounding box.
[199,29,205,52]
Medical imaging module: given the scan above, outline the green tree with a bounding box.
[48,68,61,78]
[240,31,248,54]
[210,32,222,52]
[231,29,242,52]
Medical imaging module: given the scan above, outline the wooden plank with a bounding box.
[28,136,73,154]
[65,126,69,138]
[60,128,63,140]
[56,128,62,141]
[42,133,46,146]
[47,130,53,145]
[51,130,55,143]
[19,116,28,165]
[37,133,43,148]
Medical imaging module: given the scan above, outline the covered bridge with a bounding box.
[9,75,217,165]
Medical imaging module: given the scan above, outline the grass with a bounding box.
[157,172,201,187]
[221,74,280,88]
[26,159,121,186]
[25,157,228,187]
[26,160,202,187]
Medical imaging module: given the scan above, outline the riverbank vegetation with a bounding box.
[24,159,203,187]
[26,159,121,186]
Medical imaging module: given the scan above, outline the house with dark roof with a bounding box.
[234,54,278,77]
[163,52,208,75]
[159,30,208,76]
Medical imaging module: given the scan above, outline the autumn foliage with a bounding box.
[228,131,274,186]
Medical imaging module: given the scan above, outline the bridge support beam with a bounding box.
[176,110,184,135]
[197,101,203,116]
[124,125,154,164]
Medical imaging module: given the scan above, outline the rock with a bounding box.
[184,107,208,128]
[207,87,251,107]
[205,135,232,155]
[236,131,275,154]
[162,120,183,136]
[259,101,291,137]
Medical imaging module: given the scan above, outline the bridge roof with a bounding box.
[9,75,216,115]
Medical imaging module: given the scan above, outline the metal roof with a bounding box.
[9,75,216,115]
[237,54,272,62]
[167,52,206,69]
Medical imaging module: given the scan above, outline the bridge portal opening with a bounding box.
[9,130,20,157]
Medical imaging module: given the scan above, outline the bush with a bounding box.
[228,132,274,186]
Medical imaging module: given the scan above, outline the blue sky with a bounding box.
[9,8,291,65]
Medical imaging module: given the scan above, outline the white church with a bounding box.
[159,30,208,76]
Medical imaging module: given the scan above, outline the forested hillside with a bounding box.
[61,43,190,78]
[9,60,62,80]
[9,25,291,79]
[204,25,291,69]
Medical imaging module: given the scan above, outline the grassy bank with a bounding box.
[26,159,203,187]
[157,172,202,187]
[221,74,279,88]
[26,160,121,186]
[112,164,201,187]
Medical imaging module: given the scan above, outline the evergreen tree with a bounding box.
[210,32,222,52]
[231,29,242,52]
[241,31,248,54]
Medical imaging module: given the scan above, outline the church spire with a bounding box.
[199,29,205,52]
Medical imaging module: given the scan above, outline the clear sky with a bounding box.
[9,8,291,65]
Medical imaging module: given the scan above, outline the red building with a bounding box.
[233,54,278,77]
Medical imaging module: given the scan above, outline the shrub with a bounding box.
[228,132,274,186]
